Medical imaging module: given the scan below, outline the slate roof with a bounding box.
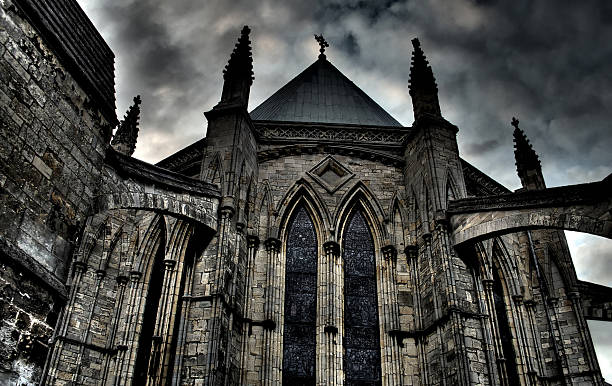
[250,57,402,127]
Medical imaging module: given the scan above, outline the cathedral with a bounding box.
[0,0,610,385]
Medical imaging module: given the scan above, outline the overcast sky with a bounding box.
[77,0,611,380]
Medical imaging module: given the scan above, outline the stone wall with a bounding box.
[0,0,114,382]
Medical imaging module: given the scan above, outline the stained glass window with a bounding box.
[282,206,317,384]
[343,210,382,385]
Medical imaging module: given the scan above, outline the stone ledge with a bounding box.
[105,149,221,198]
[0,238,67,299]
[448,174,611,214]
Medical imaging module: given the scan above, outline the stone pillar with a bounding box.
[262,237,280,385]
[523,299,545,380]
[511,295,533,385]
[240,235,260,384]
[547,297,573,386]
[381,244,403,384]
[205,204,235,385]
[423,232,448,385]
[115,270,143,385]
[406,244,426,386]
[433,218,470,385]
[101,273,130,384]
[322,241,342,385]
[567,291,604,385]
[46,260,88,383]
[73,268,106,383]
[474,274,500,385]
[482,278,510,386]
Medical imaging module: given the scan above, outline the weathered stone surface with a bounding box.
[0,0,607,384]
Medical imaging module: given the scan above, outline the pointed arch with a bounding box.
[281,204,318,384]
[276,178,331,239]
[205,152,224,187]
[341,207,382,384]
[445,170,459,205]
[334,181,387,244]
[236,158,247,207]
[255,181,273,240]
[492,237,523,297]
[243,174,255,228]
[73,214,108,268]
[389,193,407,248]
[407,187,420,245]
[133,213,166,275]
[422,177,433,223]
[99,222,125,271]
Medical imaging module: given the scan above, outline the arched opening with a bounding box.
[566,231,612,382]
[491,266,520,383]
[282,205,317,384]
[343,209,382,385]
[133,239,165,381]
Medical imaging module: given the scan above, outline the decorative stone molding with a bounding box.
[323,241,340,256]
[404,245,418,260]
[258,144,404,166]
[324,325,338,335]
[382,245,397,261]
[247,235,260,249]
[254,123,410,145]
[307,156,355,193]
[264,237,281,252]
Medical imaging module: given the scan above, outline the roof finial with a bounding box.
[511,117,520,130]
[314,34,329,59]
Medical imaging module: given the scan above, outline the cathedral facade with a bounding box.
[0,0,610,385]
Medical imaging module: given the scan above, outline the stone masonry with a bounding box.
[0,0,609,385]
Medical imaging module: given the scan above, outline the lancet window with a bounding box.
[282,206,318,384]
[343,209,382,385]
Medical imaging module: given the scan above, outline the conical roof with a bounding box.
[250,57,402,127]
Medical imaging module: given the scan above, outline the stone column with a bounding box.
[423,232,448,385]
[146,258,178,385]
[73,268,106,383]
[405,244,426,386]
[115,270,143,385]
[240,235,260,384]
[101,273,130,384]
[524,299,545,380]
[474,273,500,385]
[433,218,470,385]
[511,295,533,385]
[483,277,511,386]
[322,241,342,385]
[382,244,403,384]
[567,291,604,385]
[547,297,573,386]
[262,237,280,386]
[46,259,88,382]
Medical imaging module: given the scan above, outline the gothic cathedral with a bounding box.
[0,1,609,385]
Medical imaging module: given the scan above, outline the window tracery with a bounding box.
[343,210,382,385]
[282,206,317,384]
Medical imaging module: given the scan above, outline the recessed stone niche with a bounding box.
[307,155,355,193]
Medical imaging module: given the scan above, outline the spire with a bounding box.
[512,117,546,190]
[219,25,254,107]
[408,38,441,120]
[111,95,141,156]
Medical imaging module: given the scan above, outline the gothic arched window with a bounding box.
[343,210,382,385]
[282,206,317,384]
